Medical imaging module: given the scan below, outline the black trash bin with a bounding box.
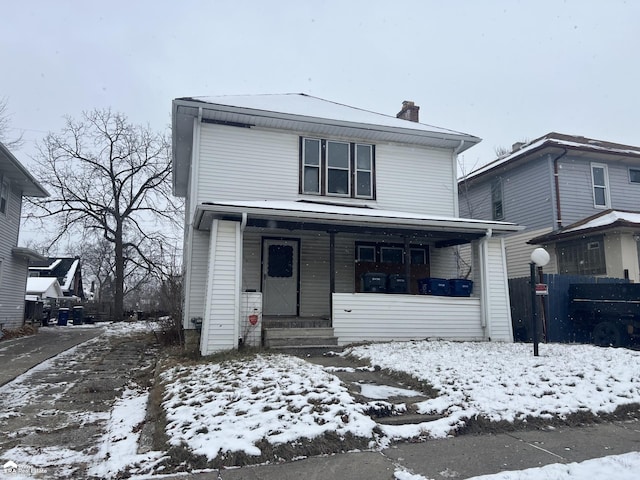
[58,308,70,326]
[72,306,84,325]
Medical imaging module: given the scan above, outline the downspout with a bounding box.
[552,149,568,229]
[480,228,492,333]
[452,139,466,216]
[237,212,247,348]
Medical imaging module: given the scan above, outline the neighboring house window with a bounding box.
[0,178,8,215]
[557,235,606,275]
[591,163,610,208]
[300,137,375,199]
[629,168,640,184]
[491,178,504,220]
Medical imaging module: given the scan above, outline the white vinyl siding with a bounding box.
[182,229,209,329]
[197,124,299,204]
[0,184,28,329]
[483,237,513,341]
[376,143,455,215]
[200,220,240,354]
[503,227,558,278]
[333,294,483,344]
[196,123,457,217]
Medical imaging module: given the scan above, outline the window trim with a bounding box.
[355,242,428,264]
[300,137,375,199]
[590,163,610,208]
[629,167,640,184]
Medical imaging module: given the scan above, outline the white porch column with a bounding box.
[479,236,514,342]
[200,219,242,355]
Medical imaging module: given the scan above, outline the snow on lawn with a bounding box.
[161,354,378,460]
[348,340,640,438]
[159,340,640,463]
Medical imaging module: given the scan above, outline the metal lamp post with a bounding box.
[530,247,550,356]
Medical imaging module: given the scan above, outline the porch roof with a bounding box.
[195,200,522,247]
[528,209,640,244]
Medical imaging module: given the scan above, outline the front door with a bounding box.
[262,238,299,315]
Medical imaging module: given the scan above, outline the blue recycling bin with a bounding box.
[57,308,70,326]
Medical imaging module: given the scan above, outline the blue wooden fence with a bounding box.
[509,274,628,343]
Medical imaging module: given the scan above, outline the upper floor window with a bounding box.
[491,178,503,220]
[591,163,610,208]
[629,168,640,184]
[0,178,9,215]
[301,137,375,199]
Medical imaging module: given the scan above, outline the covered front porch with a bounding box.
[187,200,521,355]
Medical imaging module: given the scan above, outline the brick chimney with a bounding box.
[396,100,420,122]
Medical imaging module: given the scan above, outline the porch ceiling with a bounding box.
[195,200,522,246]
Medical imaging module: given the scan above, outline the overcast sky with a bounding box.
[2,0,639,176]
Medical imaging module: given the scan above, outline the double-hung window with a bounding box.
[491,178,504,220]
[301,137,375,199]
[591,163,610,208]
[0,177,9,215]
[326,141,350,195]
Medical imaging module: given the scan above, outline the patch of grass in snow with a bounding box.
[455,403,640,436]
[157,432,372,471]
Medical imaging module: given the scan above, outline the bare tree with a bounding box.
[26,109,182,321]
[0,97,24,149]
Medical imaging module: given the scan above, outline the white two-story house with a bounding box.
[172,94,521,355]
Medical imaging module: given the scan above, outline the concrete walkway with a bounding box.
[176,421,640,479]
[0,325,104,387]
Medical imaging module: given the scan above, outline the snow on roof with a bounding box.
[26,277,63,298]
[563,210,640,234]
[29,258,62,271]
[184,93,474,138]
[461,132,640,182]
[62,258,80,291]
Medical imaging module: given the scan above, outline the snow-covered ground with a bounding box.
[348,340,640,440]
[158,339,640,476]
[3,325,640,478]
[160,340,640,460]
[393,451,640,480]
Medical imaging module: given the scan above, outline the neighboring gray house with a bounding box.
[459,132,640,281]
[172,94,521,356]
[0,142,48,330]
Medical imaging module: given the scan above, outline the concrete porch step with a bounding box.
[262,318,332,329]
[264,327,335,338]
[263,327,338,349]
